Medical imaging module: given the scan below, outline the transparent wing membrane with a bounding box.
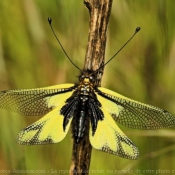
[0,84,74,116]
[98,87,175,129]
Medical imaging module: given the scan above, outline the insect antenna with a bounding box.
[48,17,82,72]
[93,27,141,75]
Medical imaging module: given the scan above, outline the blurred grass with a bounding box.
[0,0,175,174]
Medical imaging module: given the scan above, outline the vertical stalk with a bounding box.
[70,0,113,174]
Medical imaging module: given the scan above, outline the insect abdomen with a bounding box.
[73,95,88,143]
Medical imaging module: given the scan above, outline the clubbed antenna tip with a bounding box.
[135,27,141,33]
[48,17,52,24]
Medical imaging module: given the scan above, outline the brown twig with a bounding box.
[70,0,113,175]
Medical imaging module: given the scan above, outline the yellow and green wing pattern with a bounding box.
[92,87,175,159]
[90,105,139,159]
[0,84,74,116]
[0,84,74,144]
[97,87,175,129]
[17,103,72,145]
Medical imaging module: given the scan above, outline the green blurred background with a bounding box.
[0,0,175,174]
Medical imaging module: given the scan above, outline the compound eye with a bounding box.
[89,76,94,82]
[79,75,84,81]
[89,76,93,80]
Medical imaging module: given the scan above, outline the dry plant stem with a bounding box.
[70,0,113,175]
[84,0,113,72]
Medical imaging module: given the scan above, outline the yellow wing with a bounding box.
[17,91,73,145]
[89,106,139,159]
[97,87,175,129]
[0,84,74,116]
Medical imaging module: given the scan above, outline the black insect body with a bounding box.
[61,70,104,143]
